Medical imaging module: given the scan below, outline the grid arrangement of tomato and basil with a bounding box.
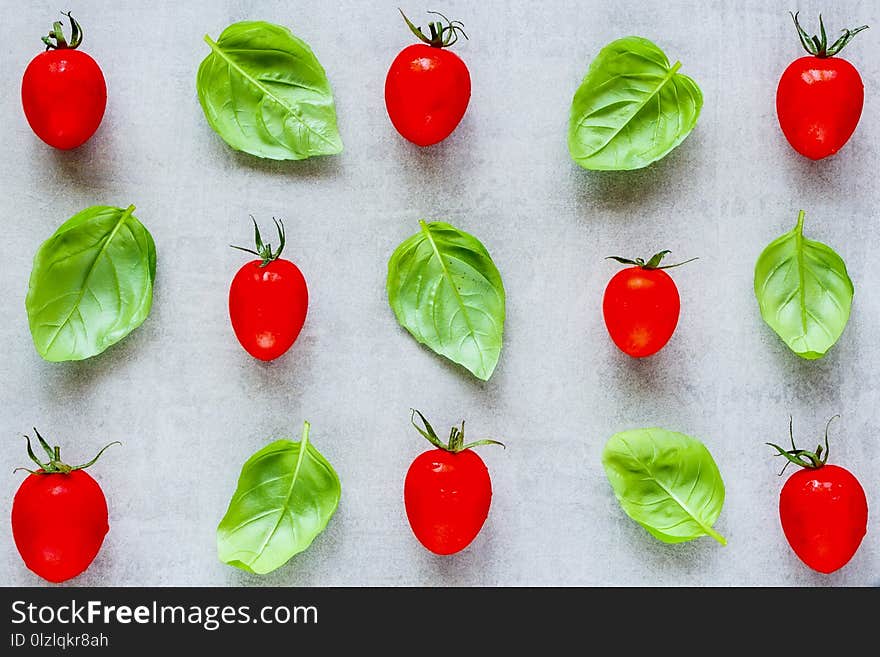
[10,9,870,584]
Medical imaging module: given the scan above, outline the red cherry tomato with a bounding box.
[384,10,471,147]
[229,218,308,362]
[602,251,695,358]
[11,430,118,583]
[769,417,868,574]
[21,12,107,150]
[403,410,503,555]
[776,12,868,160]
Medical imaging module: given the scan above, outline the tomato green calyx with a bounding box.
[766,415,837,475]
[410,409,504,453]
[41,11,83,50]
[14,428,120,476]
[606,250,698,270]
[399,8,468,48]
[230,216,286,268]
[790,12,868,58]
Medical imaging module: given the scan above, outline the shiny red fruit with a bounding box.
[384,10,471,147]
[777,56,863,160]
[603,251,694,358]
[403,411,502,556]
[11,432,117,583]
[769,418,868,574]
[775,12,867,160]
[228,218,308,362]
[13,470,109,583]
[779,463,868,574]
[21,13,106,150]
[405,448,492,555]
[229,259,308,362]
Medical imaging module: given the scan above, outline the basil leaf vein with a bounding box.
[25,204,156,362]
[602,427,727,545]
[217,421,341,575]
[754,210,853,359]
[197,20,343,160]
[387,221,505,381]
[568,36,702,170]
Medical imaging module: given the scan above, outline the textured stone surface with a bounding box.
[1,0,877,587]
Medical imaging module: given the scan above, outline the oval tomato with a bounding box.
[768,417,868,574]
[21,12,106,150]
[776,12,868,160]
[229,218,308,362]
[602,250,695,358]
[11,430,118,583]
[404,410,503,555]
[384,10,471,147]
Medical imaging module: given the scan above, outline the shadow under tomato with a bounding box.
[778,137,860,201]
[47,133,116,188]
[386,116,479,194]
[415,534,493,585]
[606,345,670,394]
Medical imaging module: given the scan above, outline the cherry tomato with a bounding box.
[384,10,471,147]
[404,410,503,555]
[776,12,868,160]
[21,12,107,150]
[602,250,696,358]
[11,430,118,583]
[229,218,308,362]
[768,417,868,574]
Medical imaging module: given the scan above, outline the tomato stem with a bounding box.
[13,429,120,476]
[410,409,504,453]
[399,8,468,48]
[790,12,868,58]
[41,11,83,50]
[766,415,837,475]
[606,250,698,270]
[230,216,286,267]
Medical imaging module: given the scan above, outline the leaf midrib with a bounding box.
[419,222,487,375]
[795,222,808,334]
[251,437,311,567]
[576,60,684,159]
[618,432,722,542]
[41,206,135,355]
[204,35,337,150]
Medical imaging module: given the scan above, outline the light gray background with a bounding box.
[1,0,878,587]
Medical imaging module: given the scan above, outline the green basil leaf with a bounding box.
[387,221,506,381]
[197,20,343,160]
[217,422,341,575]
[25,204,157,362]
[602,428,726,545]
[754,210,854,360]
[568,36,702,171]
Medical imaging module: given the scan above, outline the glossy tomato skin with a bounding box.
[603,267,680,358]
[228,258,308,362]
[21,49,107,150]
[385,43,471,147]
[776,55,864,160]
[404,448,492,555]
[12,469,109,583]
[779,464,868,574]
